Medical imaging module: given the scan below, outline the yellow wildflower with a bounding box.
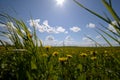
[44,46,51,51]
[90,51,97,56]
[66,54,72,58]
[52,51,59,56]
[91,57,97,60]
[28,34,32,38]
[59,57,68,62]
[80,53,87,57]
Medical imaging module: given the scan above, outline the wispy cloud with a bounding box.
[70,26,81,32]
[65,35,73,41]
[42,35,104,46]
[86,23,96,28]
[65,31,68,34]
[108,21,118,33]
[82,37,92,42]
[43,20,50,28]
[96,35,101,39]
[0,23,6,27]
[29,19,66,34]
[29,19,40,27]
[44,35,58,46]
[43,35,79,46]
[29,19,46,32]
[56,26,65,33]
[45,35,55,41]
[82,37,95,46]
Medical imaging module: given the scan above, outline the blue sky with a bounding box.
[0,0,120,46]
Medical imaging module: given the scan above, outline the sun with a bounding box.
[56,0,65,6]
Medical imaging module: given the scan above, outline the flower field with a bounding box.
[0,0,120,79]
[0,46,120,80]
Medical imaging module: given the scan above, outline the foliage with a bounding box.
[0,46,120,79]
[0,13,43,79]
[0,0,120,79]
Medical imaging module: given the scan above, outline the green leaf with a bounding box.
[31,59,37,70]
[77,74,86,80]
[77,64,83,72]
[26,71,34,80]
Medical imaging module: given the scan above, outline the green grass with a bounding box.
[0,0,120,79]
[0,46,120,80]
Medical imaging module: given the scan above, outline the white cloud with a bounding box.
[0,23,6,27]
[86,23,96,28]
[82,37,92,42]
[29,19,67,34]
[70,26,81,32]
[46,27,54,33]
[29,19,47,32]
[45,35,55,41]
[65,31,68,34]
[43,20,51,28]
[108,21,118,33]
[108,25,116,33]
[56,26,65,33]
[44,35,79,46]
[64,35,81,46]
[82,37,88,41]
[65,35,73,41]
[82,37,95,46]
[44,35,59,46]
[96,35,101,39]
[42,35,101,46]
[29,19,40,27]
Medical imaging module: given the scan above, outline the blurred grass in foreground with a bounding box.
[0,0,120,79]
[73,0,120,46]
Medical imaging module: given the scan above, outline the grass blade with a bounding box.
[86,36,102,47]
[102,0,120,22]
[73,0,111,24]
[96,31,112,46]
[98,28,120,45]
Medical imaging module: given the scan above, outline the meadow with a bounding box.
[0,0,120,79]
[0,46,120,80]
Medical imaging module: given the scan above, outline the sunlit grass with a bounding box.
[0,0,120,79]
